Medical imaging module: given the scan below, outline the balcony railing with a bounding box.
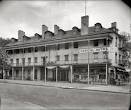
[9,58,111,67]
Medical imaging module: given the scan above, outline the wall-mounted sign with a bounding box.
[79,47,109,53]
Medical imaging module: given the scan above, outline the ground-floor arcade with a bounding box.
[3,63,129,85]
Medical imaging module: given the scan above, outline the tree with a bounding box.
[0,37,11,78]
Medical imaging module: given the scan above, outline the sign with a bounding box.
[79,47,109,53]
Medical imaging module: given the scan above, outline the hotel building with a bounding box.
[4,15,129,84]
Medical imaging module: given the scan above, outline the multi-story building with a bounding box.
[4,15,129,84]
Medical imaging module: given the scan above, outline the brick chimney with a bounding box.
[54,25,59,35]
[18,30,25,41]
[111,22,117,28]
[42,25,48,39]
[81,15,89,35]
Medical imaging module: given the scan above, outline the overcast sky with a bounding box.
[0,0,131,39]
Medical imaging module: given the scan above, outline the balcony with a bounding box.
[10,61,45,67]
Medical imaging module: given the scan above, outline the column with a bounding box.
[56,66,57,82]
[44,45,47,83]
[12,67,14,80]
[32,66,35,80]
[22,67,24,80]
[45,67,46,82]
[88,64,90,84]
[106,63,108,85]
[70,65,73,83]
[88,40,90,85]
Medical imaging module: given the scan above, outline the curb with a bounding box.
[0,80,130,94]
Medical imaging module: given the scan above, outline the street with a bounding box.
[0,83,130,110]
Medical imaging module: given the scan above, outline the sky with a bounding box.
[0,0,131,39]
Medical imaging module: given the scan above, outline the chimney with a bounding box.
[42,25,48,39]
[81,15,89,35]
[111,22,117,28]
[18,30,25,41]
[54,25,59,35]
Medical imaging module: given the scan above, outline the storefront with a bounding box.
[73,64,108,84]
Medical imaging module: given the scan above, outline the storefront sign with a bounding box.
[79,47,109,53]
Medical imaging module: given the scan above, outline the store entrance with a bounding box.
[58,69,69,81]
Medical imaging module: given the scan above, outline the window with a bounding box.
[57,44,60,50]
[65,43,69,49]
[16,59,19,65]
[22,58,25,65]
[56,55,60,61]
[34,57,37,63]
[73,42,78,48]
[10,59,13,64]
[28,48,32,53]
[115,53,117,63]
[103,52,108,59]
[35,47,38,52]
[103,39,107,46]
[41,57,46,64]
[41,46,45,51]
[74,54,78,61]
[94,40,98,46]
[65,55,69,61]
[28,58,31,64]
[94,53,98,60]
[115,37,117,47]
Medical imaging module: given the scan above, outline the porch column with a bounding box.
[12,67,14,80]
[70,65,73,83]
[45,45,47,83]
[88,40,90,85]
[22,67,24,80]
[88,64,90,84]
[106,63,108,85]
[114,67,116,79]
[32,66,35,80]
[56,66,57,82]
[45,67,46,83]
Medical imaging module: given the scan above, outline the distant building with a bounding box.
[4,15,129,84]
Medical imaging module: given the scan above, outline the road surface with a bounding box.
[0,83,130,110]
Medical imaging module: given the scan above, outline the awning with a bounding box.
[59,65,70,69]
[46,66,56,69]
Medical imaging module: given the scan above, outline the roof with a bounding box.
[5,26,113,49]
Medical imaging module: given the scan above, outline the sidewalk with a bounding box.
[0,79,130,94]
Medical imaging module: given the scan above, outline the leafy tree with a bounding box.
[0,37,11,78]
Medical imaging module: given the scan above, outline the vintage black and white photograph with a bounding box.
[0,0,131,110]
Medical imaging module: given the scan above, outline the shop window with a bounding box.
[65,43,69,49]
[34,57,37,63]
[56,55,60,61]
[65,55,69,61]
[94,40,99,46]
[74,54,78,61]
[73,42,79,48]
